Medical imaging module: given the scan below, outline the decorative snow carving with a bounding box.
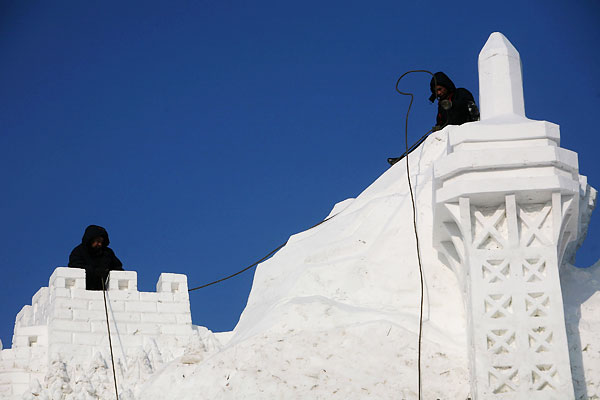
[432,32,593,399]
[0,268,222,398]
[0,31,597,400]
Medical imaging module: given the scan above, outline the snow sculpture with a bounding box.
[433,32,590,399]
[0,267,194,398]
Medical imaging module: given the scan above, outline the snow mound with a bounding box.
[137,125,599,399]
[139,127,472,399]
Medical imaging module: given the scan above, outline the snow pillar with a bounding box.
[478,32,525,120]
[433,33,578,399]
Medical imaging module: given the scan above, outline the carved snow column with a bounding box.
[433,33,579,399]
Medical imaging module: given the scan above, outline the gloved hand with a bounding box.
[432,125,443,132]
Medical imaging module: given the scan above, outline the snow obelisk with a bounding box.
[433,32,578,399]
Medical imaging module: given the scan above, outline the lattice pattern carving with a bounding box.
[435,195,575,398]
[472,205,508,250]
[487,329,516,355]
[521,258,547,282]
[482,259,510,283]
[531,364,559,391]
[525,292,551,318]
[518,202,552,247]
[484,294,513,319]
[489,365,519,394]
[528,326,553,353]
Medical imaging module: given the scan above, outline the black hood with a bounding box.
[81,225,110,247]
[429,72,456,102]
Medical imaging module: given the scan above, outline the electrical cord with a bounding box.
[101,274,120,400]
[395,69,437,400]
[185,70,440,400]
[388,128,433,166]
[188,213,337,292]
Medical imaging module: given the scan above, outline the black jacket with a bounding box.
[68,225,123,290]
[429,72,478,127]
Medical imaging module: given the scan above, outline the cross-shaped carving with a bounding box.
[522,258,547,282]
[486,329,516,355]
[489,366,518,394]
[484,294,513,319]
[525,292,551,317]
[482,259,510,283]
[528,326,553,353]
[472,207,508,249]
[519,203,552,247]
[531,364,558,391]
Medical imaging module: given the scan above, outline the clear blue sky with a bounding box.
[1,1,599,347]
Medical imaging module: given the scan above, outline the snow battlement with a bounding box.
[0,267,195,398]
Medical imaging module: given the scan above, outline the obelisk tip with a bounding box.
[478,32,525,119]
[479,32,520,60]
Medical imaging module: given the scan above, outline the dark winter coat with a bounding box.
[68,225,123,290]
[429,72,478,127]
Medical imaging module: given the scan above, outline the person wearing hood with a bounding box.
[387,72,479,166]
[430,71,479,130]
[68,225,123,290]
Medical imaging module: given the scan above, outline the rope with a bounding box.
[101,276,120,400]
[388,128,433,166]
[394,69,437,400]
[186,70,442,400]
[188,213,337,292]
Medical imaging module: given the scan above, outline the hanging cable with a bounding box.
[188,213,338,292]
[185,70,441,400]
[101,275,120,400]
[394,69,436,400]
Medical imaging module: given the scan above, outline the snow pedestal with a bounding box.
[0,267,194,398]
[433,33,583,399]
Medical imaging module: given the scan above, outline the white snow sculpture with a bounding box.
[0,31,597,400]
[433,32,590,399]
[0,267,196,398]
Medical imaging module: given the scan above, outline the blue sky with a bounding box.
[1,1,599,347]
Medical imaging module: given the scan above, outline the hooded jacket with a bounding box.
[68,225,123,290]
[429,72,478,127]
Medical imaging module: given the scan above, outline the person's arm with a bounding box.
[106,248,124,271]
[68,246,86,268]
[453,89,478,124]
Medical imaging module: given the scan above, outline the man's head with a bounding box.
[434,85,449,100]
[90,236,105,249]
[429,72,457,102]
[82,225,110,250]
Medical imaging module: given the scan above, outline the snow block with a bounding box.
[1,267,196,399]
[108,270,137,291]
[157,273,188,294]
[48,267,85,290]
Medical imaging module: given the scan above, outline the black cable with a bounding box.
[388,128,434,166]
[188,213,337,292]
[395,69,436,400]
[101,275,120,400]
[185,70,439,400]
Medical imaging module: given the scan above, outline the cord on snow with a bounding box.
[102,276,120,400]
[395,69,437,400]
[184,70,439,400]
[188,213,337,292]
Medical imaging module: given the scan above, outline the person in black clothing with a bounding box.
[387,72,479,166]
[68,225,123,290]
[429,71,479,130]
